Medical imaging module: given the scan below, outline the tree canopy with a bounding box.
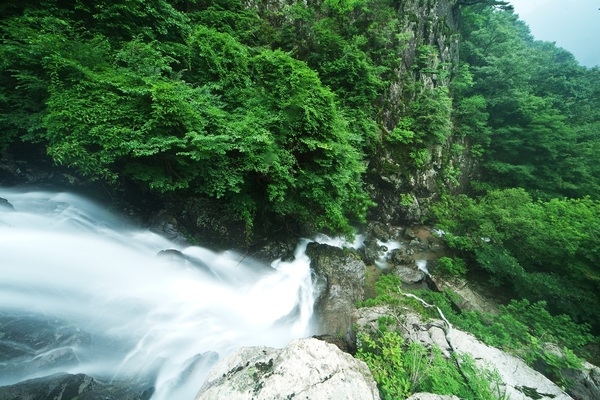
[454,5,600,199]
[0,0,388,235]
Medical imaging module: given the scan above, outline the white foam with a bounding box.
[0,188,317,399]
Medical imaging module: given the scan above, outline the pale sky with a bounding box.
[509,0,600,67]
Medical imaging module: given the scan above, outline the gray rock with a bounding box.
[361,239,384,265]
[425,274,498,314]
[393,265,426,284]
[368,222,395,242]
[400,194,422,223]
[450,329,572,400]
[404,226,418,240]
[538,344,600,400]
[306,243,366,338]
[0,372,154,400]
[0,313,92,381]
[388,247,412,265]
[249,238,298,263]
[177,197,248,249]
[195,338,380,400]
[149,210,189,245]
[563,361,600,400]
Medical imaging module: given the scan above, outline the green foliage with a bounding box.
[359,267,592,389]
[272,0,409,156]
[432,189,600,330]
[357,317,506,399]
[0,0,376,237]
[458,6,600,198]
[437,256,467,276]
[358,273,404,308]
[357,329,411,399]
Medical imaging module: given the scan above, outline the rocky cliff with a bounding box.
[365,0,474,224]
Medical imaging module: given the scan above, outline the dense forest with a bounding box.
[1,0,600,397]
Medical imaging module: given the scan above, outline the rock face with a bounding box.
[362,0,476,225]
[538,344,600,400]
[355,306,573,400]
[306,243,366,340]
[174,197,249,249]
[0,373,154,400]
[195,338,380,400]
[425,274,499,314]
[0,313,155,399]
[563,361,600,400]
[0,313,92,382]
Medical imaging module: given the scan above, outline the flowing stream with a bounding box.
[0,188,318,399]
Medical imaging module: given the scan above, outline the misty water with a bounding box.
[0,188,318,399]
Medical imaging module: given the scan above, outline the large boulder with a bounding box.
[195,338,380,400]
[394,264,426,284]
[425,274,499,314]
[354,306,573,400]
[306,243,366,339]
[538,344,600,400]
[563,361,600,400]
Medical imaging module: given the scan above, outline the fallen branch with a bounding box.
[397,287,478,395]
[398,288,454,347]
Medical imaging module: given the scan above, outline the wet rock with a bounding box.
[157,248,187,264]
[360,239,384,265]
[306,243,366,340]
[0,373,96,400]
[393,265,426,284]
[404,226,418,240]
[0,314,91,351]
[0,313,92,382]
[178,197,248,249]
[0,197,14,210]
[28,347,79,370]
[149,210,189,244]
[425,275,498,314]
[389,247,413,265]
[195,338,380,400]
[368,222,396,242]
[248,238,298,263]
[0,373,154,400]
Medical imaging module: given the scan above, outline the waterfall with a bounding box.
[0,188,317,399]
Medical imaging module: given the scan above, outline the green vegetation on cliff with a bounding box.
[1,0,390,235]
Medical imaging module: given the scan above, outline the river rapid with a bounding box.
[0,188,318,399]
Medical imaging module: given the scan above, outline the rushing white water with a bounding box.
[416,259,430,275]
[0,188,317,399]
